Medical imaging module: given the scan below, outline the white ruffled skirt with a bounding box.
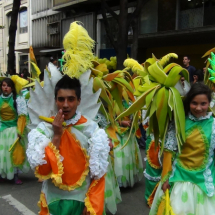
[113,132,143,188]
[105,156,122,214]
[0,127,30,180]
[150,182,215,215]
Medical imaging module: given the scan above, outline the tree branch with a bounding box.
[101,0,118,51]
[103,0,119,23]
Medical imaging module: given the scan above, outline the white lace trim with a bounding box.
[88,128,110,179]
[203,118,215,197]
[64,111,81,126]
[144,170,161,182]
[27,129,50,169]
[164,121,177,151]
[188,112,212,121]
[1,93,13,98]
[16,96,28,116]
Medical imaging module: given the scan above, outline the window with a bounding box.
[19,8,28,34]
[7,12,11,34]
[140,0,158,34]
[179,0,204,29]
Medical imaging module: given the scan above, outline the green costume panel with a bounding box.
[48,199,85,215]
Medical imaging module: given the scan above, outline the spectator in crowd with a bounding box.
[19,68,30,80]
[183,55,196,83]
[193,69,204,84]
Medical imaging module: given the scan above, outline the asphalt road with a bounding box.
[0,148,150,215]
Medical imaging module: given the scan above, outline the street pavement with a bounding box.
[0,148,150,215]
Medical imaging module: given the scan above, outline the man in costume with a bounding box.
[27,75,110,215]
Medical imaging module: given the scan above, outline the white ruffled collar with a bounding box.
[1,93,13,98]
[188,112,212,121]
[64,111,81,125]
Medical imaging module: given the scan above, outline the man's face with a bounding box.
[55,89,80,120]
[183,57,190,67]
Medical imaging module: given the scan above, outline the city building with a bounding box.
[0,0,29,74]
[1,0,214,73]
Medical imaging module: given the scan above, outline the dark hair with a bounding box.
[50,57,57,63]
[183,55,190,60]
[54,75,81,99]
[184,83,211,115]
[193,69,204,82]
[1,78,17,109]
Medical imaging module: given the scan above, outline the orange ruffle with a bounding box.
[85,175,105,215]
[147,182,159,207]
[147,140,161,169]
[35,142,64,183]
[105,125,120,147]
[135,128,141,139]
[38,192,49,215]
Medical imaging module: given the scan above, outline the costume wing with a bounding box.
[28,70,101,130]
[78,70,101,119]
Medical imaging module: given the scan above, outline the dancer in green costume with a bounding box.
[150,83,215,215]
[113,100,143,188]
[0,78,29,184]
[95,113,122,215]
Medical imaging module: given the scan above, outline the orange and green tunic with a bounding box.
[27,112,110,215]
[150,112,215,215]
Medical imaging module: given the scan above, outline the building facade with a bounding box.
[137,0,215,68]
[1,0,214,73]
[0,0,30,74]
[29,0,97,70]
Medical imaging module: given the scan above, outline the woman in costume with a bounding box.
[0,78,29,184]
[95,112,122,215]
[150,83,215,215]
[113,100,143,188]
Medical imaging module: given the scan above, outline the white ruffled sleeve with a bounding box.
[27,122,53,169]
[164,121,178,151]
[16,96,28,116]
[83,120,110,179]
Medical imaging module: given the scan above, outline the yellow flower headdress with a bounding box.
[62,22,95,78]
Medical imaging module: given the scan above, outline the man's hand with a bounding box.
[120,120,131,127]
[52,109,64,149]
[82,207,90,215]
[162,180,170,193]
